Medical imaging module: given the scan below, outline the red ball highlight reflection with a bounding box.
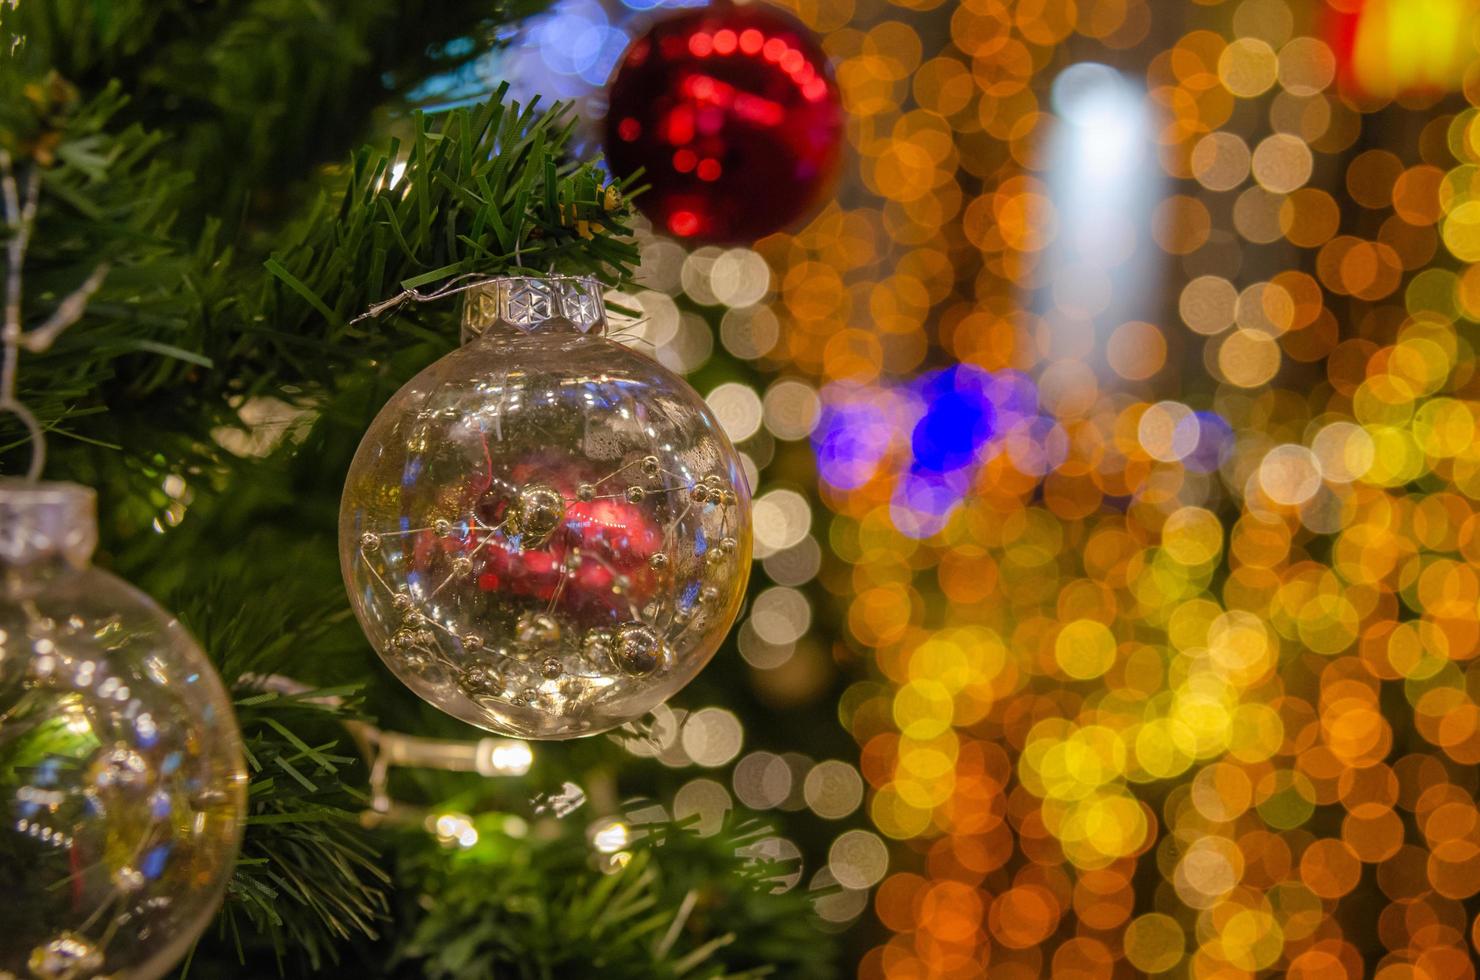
[604,3,844,244]
[472,494,662,619]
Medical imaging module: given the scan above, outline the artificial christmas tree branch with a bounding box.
[239,672,535,817]
[1,2,841,974]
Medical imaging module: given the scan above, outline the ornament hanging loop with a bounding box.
[0,401,45,482]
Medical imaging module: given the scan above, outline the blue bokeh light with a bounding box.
[812,383,896,491]
[1184,411,1234,473]
[908,366,997,475]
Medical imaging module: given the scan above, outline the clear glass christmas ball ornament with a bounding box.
[0,481,247,980]
[340,277,752,739]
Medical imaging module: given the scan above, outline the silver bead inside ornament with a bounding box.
[460,662,503,697]
[516,611,561,647]
[506,484,566,544]
[613,622,662,675]
[28,933,103,980]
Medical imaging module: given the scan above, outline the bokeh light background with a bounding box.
[480,0,1480,974]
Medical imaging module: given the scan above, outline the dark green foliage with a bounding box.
[1,0,639,495]
[174,576,389,972]
[4,0,544,219]
[394,817,835,980]
[225,685,389,973]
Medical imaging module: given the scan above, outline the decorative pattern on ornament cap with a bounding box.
[461,275,607,343]
[0,480,98,573]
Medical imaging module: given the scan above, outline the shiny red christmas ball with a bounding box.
[603,2,844,244]
[472,493,663,619]
[410,460,668,623]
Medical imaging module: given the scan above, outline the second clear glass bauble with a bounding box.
[0,481,247,980]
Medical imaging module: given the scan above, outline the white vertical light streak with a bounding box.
[1039,63,1163,366]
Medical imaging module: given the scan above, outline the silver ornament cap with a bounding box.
[0,480,97,583]
[460,275,608,343]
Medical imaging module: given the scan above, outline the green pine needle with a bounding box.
[391,814,836,980]
[172,576,390,973]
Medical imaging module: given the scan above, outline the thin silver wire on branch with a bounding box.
[0,148,110,481]
[349,222,533,326]
[348,272,506,325]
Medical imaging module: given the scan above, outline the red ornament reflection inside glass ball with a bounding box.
[603,3,844,244]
